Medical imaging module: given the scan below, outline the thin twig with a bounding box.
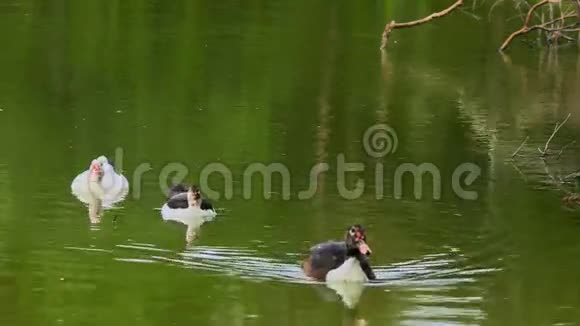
[538,113,571,156]
[489,0,506,20]
[499,0,578,51]
[564,171,580,180]
[512,136,530,158]
[506,13,527,23]
[499,0,552,51]
[541,158,573,194]
[510,161,529,182]
[543,13,578,27]
[559,33,576,42]
[536,25,580,33]
[380,0,464,49]
[459,8,482,21]
[557,140,576,159]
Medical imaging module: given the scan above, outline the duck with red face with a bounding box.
[302,225,376,282]
[71,156,129,223]
[88,159,104,182]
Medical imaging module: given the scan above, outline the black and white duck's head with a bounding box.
[344,224,372,256]
[186,185,202,206]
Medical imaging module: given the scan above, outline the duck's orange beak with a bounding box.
[358,240,372,256]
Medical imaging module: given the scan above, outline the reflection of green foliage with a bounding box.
[0,1,579,325]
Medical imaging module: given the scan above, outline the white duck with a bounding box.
[71,156,129,223]
[161,184,216,243]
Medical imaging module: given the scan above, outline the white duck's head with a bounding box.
[96,156,109,165]
[95,156,115,174]
[89,159,103,180]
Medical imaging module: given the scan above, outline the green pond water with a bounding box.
[1,1,580,325]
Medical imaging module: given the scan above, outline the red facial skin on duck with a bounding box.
[358,241,372,256]
[89,162,103,180]
[354,230,372,256]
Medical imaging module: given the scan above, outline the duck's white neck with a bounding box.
[326,257,368,283]
[88,171,101,183]
[88,160,103,183]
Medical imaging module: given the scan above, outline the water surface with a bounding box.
[0,1,580,325]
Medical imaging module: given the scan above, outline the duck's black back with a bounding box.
[165,191,214,211]
[167,184,188,199]
[309,241,347,271]
[200,199,214,211]
[307,241,376,280]
[166,193,188,209]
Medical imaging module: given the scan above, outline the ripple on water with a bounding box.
[64,242,498,323]
[67,242,499,287]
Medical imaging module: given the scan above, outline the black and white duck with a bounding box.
[302,224,376,282]
[161,184,216,243]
